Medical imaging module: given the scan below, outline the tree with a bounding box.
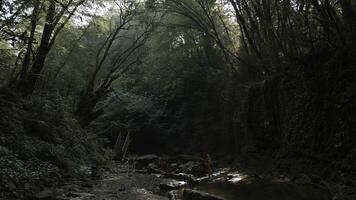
[18,0,85,96]
[75,0,158,125]
[10,0,87,96]
[227,0,356,72]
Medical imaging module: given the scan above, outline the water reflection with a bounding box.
[195,181,330,200]
[226,172,247,183]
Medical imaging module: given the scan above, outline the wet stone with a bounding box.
[160,179,188,190]
[169,189,187,200]
[131,154,159,169]
[183,189,226,200]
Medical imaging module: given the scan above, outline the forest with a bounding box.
[0,0,355,200]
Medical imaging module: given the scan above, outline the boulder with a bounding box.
[159,179,188,190]
[183,189,225,200]
[168,190,184,200]
[164,172,195,182]
[148,163,163,173]
[179,161,205,176]
[131,154,159,169]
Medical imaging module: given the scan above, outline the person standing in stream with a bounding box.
[206,154,213,178]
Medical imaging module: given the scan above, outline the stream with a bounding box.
[195,181,330,200]
[33,155,331,200]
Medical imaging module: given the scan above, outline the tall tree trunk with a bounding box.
[21,1,56,96]
[17,1,39,91]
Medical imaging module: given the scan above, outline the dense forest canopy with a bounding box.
[0,0,355,153]
[1,0,355,119]
[0,0,355,145]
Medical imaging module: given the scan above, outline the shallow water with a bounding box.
[195,181,331,200]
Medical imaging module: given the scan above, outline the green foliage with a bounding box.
[98,91,165,131]
[0,0,355,154]
[0,40,16,83]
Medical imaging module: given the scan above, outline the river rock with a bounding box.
[33,188,59,199]
[148,163,162,173]
[159,179,188,190]
[131,154,159,169]
[183,189,225,200]
[179,161,205,176]
[164,172,195,181]
[67,192,95,199]
[190,176,210,185]
[168,190,184,200]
